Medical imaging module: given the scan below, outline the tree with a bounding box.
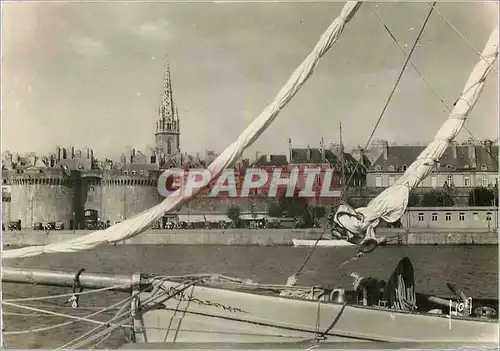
[226,205,241,228]
[309,205,326,219]
[407,193,420,207]
[420,189,454,207]
[468,187,498,206]
[267,201,282,218]
[278,188,308,218]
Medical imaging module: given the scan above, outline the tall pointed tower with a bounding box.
[155,58,181,160]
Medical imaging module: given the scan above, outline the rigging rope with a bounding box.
[2,294,133,335]
[3,283,131,302]
[292,2,437,279]
[428,2,498,74]
[369,3,499,163]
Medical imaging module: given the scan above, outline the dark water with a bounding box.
[2,245,498,349]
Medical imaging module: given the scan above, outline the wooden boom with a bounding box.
[1,266,146,292]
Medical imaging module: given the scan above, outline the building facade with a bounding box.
[250,143,368,205]
[366,139,498,190]
[401,206,498,230]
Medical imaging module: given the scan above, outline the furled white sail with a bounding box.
[334,26,499,252]
[2,2,362,259]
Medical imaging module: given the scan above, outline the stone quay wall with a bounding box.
[2,228,497,247]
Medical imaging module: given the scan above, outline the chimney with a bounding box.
[467,139,476,168]
[451,141,457,159]
[71,146,75,159]
[485,139,493,153]
[358,146,365,166]
[56,146,61,161]
[62,148,67,159]
[307,145,312,161]
[383,141,388,160]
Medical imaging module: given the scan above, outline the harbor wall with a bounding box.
[2,228,497,247]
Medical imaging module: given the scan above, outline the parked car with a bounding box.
[33,222,43,231]
[8,220,21,231]
[55,222,64,230]
[164,221,175,229]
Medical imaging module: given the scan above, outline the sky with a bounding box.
[2,1,499,161]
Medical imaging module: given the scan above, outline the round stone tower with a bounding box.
[99,169,162,224]
[3,168,75,229]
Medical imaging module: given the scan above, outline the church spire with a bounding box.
[155,56,181,162]
[160,57,175,122]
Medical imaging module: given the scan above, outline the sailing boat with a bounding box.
[2,1,499,347]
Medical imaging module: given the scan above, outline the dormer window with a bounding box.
[375,165,382,172]
[124,170,129,175]
[139,170,144,175]
[464,164,469,169]
[402,165,408,171]
[481,164,487,171]
[388,165,395,172]
[131,170,137,175]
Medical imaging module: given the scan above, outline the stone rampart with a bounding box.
[2,169,74,229]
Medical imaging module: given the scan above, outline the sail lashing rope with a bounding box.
[2,1,362,260]
[333,24,499,251]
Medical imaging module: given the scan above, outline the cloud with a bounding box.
[71,37,107,57]
[133,20,170,40]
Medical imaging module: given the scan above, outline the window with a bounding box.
[486,212,492,221]
[481,164,487,171]
[388,165,395,172]
[139,170,144,175]
[167,140,172,155]
[389,177,395,186]
[418,213,424,221]
[472,213,479,221]
[445,213,451,221]
[123,170,129,175]
[447,175,453,185]
[464,176,471,187]
[375,165,382,171]
[432,213,438,221]
[464,164,469,168]
[459,213,465,221]
[482,177,488,187]
[375,176,382,187]
[431,176,437,188]
[131,170,137,175]
[402,165,408,171]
